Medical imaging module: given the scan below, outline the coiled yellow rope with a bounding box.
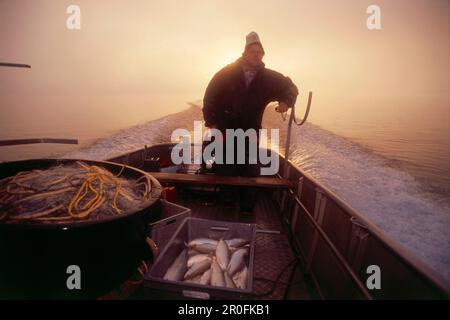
[0,162,152,223]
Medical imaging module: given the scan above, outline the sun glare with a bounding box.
[219,51,241,67]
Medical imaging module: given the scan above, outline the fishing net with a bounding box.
[0,161,154,224]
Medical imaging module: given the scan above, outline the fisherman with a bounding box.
[202,31,299,212]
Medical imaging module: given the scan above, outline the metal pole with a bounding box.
[0,62,31,68]
[0,138,78,146]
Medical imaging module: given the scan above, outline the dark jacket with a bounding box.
[203,57,298,131]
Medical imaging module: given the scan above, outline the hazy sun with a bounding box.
[219,51,241,66]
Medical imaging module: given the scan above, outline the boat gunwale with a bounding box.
[279,154,450,295]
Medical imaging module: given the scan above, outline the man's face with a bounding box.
[243,44,264,67]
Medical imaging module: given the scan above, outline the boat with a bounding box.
[1,128,449,299]
[106,142,450,299]
[1,63,448,300]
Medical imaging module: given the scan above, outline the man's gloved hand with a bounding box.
[276,102,289,113]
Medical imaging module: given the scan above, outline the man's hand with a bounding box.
[276,102,289,113]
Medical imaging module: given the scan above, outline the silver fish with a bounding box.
[187,238,218,247]
[225,238,249,248]
[210,258,225,287]
[184,275,202,284]
[224,270,236,289]
[184,259,211,280]
[227,248,248,276]
[199,269,212,285]
[216,239,230,271]
[191,243,217,254]
[163,249,188,281]
[232,265,248,289]
[187,249,200,257]
[187,254,211,268]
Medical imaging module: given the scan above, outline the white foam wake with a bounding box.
[289,123,450,284]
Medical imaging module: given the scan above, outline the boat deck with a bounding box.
[143,185,318,300]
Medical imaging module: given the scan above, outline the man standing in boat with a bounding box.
[202,31,298,211]
[202,32,299,175]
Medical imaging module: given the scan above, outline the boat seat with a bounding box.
[148,172,293,189]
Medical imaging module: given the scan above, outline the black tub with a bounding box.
[0,159,162,299]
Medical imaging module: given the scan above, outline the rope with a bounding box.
[0,163,153,223]
[284,91,313,165]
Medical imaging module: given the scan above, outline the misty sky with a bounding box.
[0,0,448,139]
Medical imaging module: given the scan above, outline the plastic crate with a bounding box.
[149,200,191,254]
[144,217,256,300]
